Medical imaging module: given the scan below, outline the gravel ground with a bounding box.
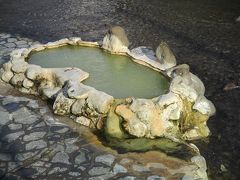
[0,0,240,179]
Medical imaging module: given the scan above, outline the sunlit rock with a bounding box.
[156,42,176,70]
[102,26,129,54]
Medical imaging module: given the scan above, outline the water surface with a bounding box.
[29,46,169,98]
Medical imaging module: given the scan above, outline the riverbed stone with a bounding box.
[95,154,115,166]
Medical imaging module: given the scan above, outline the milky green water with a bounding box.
[29,46,169,98]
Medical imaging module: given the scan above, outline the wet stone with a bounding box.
[8,123,23,130]
[25,140,47,150]
[88,167,111,176]
[75,151,86,164]
[0,153,12,161]
[95,154,115,166]
[52,152,70,164]
[23,131,46,141]
[3,131,24,142]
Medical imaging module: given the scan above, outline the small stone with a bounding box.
[8,123,22,130]
[88,167,111,176]
[26,64,42,80]
[236,16,240,22]
[220,164,228,172]
[0,111,10,125]
[75,151,86,164]
[23,132,46,141]
[113,163,128,174]
[12,61,28,73]
[53,93,75,115]
[132,165,150,172]
[25,140,47,150]
[95,154,115,166]
[1,71,14,83]
[7,38,17,43]
[10,73,25,86]
[0,153,11,161]
[147,176,166,180]
[75,116,91,127]
[5,43,16,48]
[71,99,85,115]
[3,131,24,142]
[52,152,70,164]
[3,62,12,71]
[48,167,68,175]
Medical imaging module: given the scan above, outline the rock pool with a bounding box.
[28,45,169,98]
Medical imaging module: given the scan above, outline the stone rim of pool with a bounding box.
[0,32,215,180]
